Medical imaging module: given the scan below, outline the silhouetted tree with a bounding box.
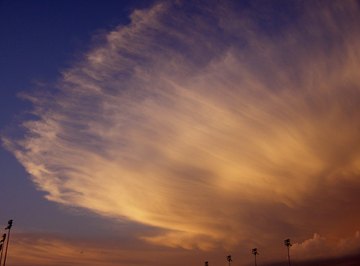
[205,261,209,266]
[227,255,232,266]
[284,238,292,266]
[3,220,13,266]
[252,248,259,266]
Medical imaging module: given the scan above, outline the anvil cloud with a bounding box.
[5,0,360,258]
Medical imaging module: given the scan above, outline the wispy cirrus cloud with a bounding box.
[3,0,360,261]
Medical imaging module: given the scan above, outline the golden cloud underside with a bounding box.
[4,0,360,253]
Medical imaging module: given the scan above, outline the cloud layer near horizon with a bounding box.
[8,233,194,266]
[4,0,360,256]
[7,231,360,266]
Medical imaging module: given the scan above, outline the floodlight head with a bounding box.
[284,238,292,247]
[5,220,13,230]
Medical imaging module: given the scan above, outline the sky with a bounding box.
[1,0,360,266]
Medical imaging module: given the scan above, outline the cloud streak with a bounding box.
[4,0,360,260]
[8,233,194,266]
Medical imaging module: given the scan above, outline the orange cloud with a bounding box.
[292,231,360,261]
[3,1,360,262]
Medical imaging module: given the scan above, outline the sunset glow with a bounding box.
[2,1,360,265]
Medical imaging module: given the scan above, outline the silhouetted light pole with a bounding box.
[0,233,6,266]
[252,248,259,266]
[227,255,232,266]
[284,238,292,266]
[3,220,13,266]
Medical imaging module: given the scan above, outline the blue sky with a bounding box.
[0,0,154,239]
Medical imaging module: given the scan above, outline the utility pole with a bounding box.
[252,248,259,266]
[3,220,13,266]
[284,238,292,266]
[227,255,232,266]
[0,234,6,266]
